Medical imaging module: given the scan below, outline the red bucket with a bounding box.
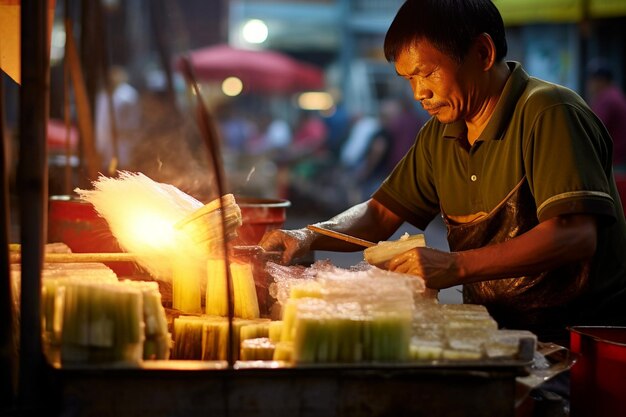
[234,197,291,245]
[47,196,139,276]
[569,326,626,417]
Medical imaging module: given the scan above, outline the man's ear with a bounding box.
[473,33,496,72]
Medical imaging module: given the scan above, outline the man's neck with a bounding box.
[466,61,511,145]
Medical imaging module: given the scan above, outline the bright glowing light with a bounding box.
[297,92,334,111]
[222,77,243,96]
[242,19,268,44]
[127,212,176,248]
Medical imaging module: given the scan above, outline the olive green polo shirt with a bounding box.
[375,61,618,228]
[373,61,626,329]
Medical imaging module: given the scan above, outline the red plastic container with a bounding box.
[47,195,139,276]
[234,197,291,245]
[569,326,626,417]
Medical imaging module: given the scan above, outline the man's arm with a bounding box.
[388,214,597,289]
[259,198,403,264]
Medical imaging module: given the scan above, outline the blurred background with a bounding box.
[2,1,626,300]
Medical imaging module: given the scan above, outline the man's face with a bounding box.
[395,39,480,124]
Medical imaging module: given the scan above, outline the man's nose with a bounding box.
[411,79,431,101]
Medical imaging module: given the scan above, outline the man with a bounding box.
[260,0,626,348]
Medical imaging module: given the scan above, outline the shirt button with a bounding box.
[470,174,478,182]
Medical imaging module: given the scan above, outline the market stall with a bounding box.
[1,2,588,417]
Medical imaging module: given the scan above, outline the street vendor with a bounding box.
[259,0,626,349]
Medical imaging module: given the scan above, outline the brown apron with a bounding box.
[443,178,590,343]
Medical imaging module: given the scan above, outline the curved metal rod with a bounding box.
[178,54,235,368]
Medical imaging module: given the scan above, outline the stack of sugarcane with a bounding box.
[172,315,271,361]
[24,262,170,365]
[122,280,171,360]
[410,303,537,361]
[59,278,145,364]
[277,268,417,364]
[40,264,119,352]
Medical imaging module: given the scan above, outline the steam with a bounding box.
[75,171,208,282]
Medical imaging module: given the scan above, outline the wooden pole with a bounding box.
[10,252,138,264]
[17,0,50,412]
[0,67,17,410]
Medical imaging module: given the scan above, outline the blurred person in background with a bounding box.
[216,103,258,153]
[322,96,352,160]
[261,1,626,411]
[386,95,428,170]
[95,66,141,171]
[247,111,292,155]
[586,58,626,173]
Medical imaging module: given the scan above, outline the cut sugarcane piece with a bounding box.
[445,327,489,355]
[172,256,203,314]
[409,337,444,361]
[485,330,537,360]
[273,341,293,362]
[173,316,205,360]
[268,321,283,343]
[289,281,323,299]
[280,300,297,342]
[206,258,228,316]
[363,233,426,267]
[231,262,260,319]
[240,337,275,361]
[441,349,482,361]
[240,320,270,342]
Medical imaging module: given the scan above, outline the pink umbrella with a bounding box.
[177,44,324,94]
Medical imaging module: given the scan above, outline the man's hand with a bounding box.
[258,228,315,265]
[387,247,461,289]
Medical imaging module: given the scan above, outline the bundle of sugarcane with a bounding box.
[122,280,171,360]
[205,259,260,319]
[174,193,242,254]
[40,265,119,351]
[60,280,144,364]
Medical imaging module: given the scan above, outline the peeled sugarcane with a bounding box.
[273,341,293,362]
[268,321,283,343]
[123,280,171,360]
[231,262,259,319]
[172,257,204,314]
[205,259,260,319]
[240,338,275,361]
[173,316,205,360]
[175,193,242,253]
[363,233,426,268]
[60,281,144,364]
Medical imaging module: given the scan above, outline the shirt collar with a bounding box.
[442,61,530,142]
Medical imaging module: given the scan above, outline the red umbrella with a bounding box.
[177,44,324,94]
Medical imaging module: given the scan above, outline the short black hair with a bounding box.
[384,0,508,64]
